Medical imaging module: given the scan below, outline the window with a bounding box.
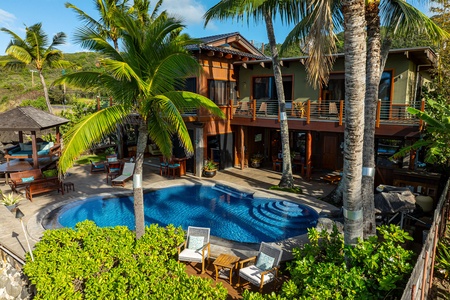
[252,76,292,100]
[176,77,197,92]
[208,80,236,105]
[379,71,393,119]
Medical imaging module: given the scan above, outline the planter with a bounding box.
[5,204,17,212]
[203,169,217,178]
[251,161,261,168]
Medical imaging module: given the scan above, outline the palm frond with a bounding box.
[59,105,131,174]
[4,45,33,64]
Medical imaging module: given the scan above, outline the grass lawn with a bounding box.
[76,153,106,165]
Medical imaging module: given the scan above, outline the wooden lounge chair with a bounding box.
[111,162,135,187]
[238,242,283,292]
[177,226,211,274]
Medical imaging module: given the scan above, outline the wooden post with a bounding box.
[409,148,416,170]
[252,99,256,121]
[18,131,24,143]
[109,96,113,107]
[31,131,38,169]
[339,100,344,126]
[306,100,311,124]
[97,96,100,111]
[376,99,381,128]
[306,131,312,180]
[229,99,234,120]
[419,99,425,131]
[429,224,439,291]
[420,251,429,300]
[240,126,245,169]
[55,127,61,144]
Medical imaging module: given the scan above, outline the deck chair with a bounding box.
[238,242,283,292]
[90,160,105,173]
[328,102,338,115]
[258,102,268,116]
[111,162,135,187]
[177,226,211,274]
[239,101,250,115]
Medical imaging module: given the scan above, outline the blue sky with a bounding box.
[0,0,434,54]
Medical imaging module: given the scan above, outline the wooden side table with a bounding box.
[213,253,240,285]
[63,182,75,192]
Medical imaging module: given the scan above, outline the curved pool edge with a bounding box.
[26,178,338,261]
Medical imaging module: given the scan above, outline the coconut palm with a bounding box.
[283,0,447,237]
[56,10,225,239]
[1,23,67,113]
[204,0,305,188]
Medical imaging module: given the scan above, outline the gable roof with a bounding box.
[187,32,267,60]
[0,106,70,131]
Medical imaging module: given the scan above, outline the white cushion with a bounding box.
[188,236,204,250]
[239,265,275,287]
[255,253,275,271]
[178,248,208,264]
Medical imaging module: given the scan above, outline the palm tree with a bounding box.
[283,0,447,237]
[1,23,67,113]
[56,10,224,239]
[204,0,305,188]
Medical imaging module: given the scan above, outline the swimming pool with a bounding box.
[56,183,319,243]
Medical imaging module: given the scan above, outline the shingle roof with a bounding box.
[187,32,267,60]
[0,106,70,131]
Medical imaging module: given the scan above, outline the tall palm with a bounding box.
[204,0,304,188]
[1,23,67,113]
[284,0,447,237]
[56,10,224,239]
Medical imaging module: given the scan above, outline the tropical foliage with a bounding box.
[0,23,69,113]
[23,221,228,299]
[242,225,414,300]
[57,5,224,238]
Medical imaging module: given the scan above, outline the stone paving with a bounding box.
[0,158,337,262]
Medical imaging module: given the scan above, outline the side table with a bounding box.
[213,253,240,285]
[63,182,75,192]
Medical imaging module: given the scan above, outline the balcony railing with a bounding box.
[229,99,423,127]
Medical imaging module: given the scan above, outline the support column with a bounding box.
[306,131,312,180]
[409,148,416,170]
[31,131,38,169]
[240,126,245,170]
[195,127,204,177]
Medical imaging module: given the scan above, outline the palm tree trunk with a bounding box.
[342,0,366,246]
[39,71,53,114]
[263,11,294,188]
[362,1,381,238]
[134,118,148,239]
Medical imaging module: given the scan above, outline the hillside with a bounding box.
[0,52,103,112]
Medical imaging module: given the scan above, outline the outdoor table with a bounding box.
[213,253,240,285]
[0,160,33,185]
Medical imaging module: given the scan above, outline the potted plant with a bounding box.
[250,153,264,168]
[105,146,117,161]
[1,190,22,212]
[203,159,218,178]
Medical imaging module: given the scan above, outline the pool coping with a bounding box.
[26,178,339,261]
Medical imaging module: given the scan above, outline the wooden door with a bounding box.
[322,135,338,170]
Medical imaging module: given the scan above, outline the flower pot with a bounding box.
[203,169,217,178]
[5,204,17,212]
[251,161,261,168]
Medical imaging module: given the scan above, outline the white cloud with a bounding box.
[160,0,208,25]
[0,9,16,27]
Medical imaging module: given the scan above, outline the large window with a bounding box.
[176,77,197,92]
[379,71,392,119]
[208,80,236,105]
[252,76,293,100]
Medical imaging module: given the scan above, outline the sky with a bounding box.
[0,0,434,54]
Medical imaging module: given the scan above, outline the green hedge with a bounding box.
[24,221,227,299]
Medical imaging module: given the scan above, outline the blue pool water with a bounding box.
[57,184,319,243]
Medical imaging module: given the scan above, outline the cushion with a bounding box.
[41,142,53,151]
[22,143,33,151]
[110,168,120,172]
[19,143,25,151]
[255,252,275,271]
[122,173,131,176]
[21,176,34,183]
[93,163,105,169]
[188,236,204,250]
[43,169,58,178]
[107,157,118,162]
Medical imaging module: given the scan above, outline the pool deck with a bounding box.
[0,158,338,263]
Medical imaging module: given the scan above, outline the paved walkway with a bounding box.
[0,159,337,262]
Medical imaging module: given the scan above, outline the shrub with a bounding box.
[24,221,228,300]
[243,224,414,300]
[20,96,48,111]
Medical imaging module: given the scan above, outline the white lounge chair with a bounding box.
[177,226,211,274]
[111,162,135,187]
[238,242,283,292]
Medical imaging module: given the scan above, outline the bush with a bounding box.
[243,224,414,300]
[23,221,228,300]
[20,96,48,111]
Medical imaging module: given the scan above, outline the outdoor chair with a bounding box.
[177,226,211,274]
[258,102,268,116]
[167,158,181,179]
[159,156,168,176]
[106,161,122,184]
[111,162,135,187]
[237,242,283,292]
[90,160,106,173]
[239,101,250,115]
